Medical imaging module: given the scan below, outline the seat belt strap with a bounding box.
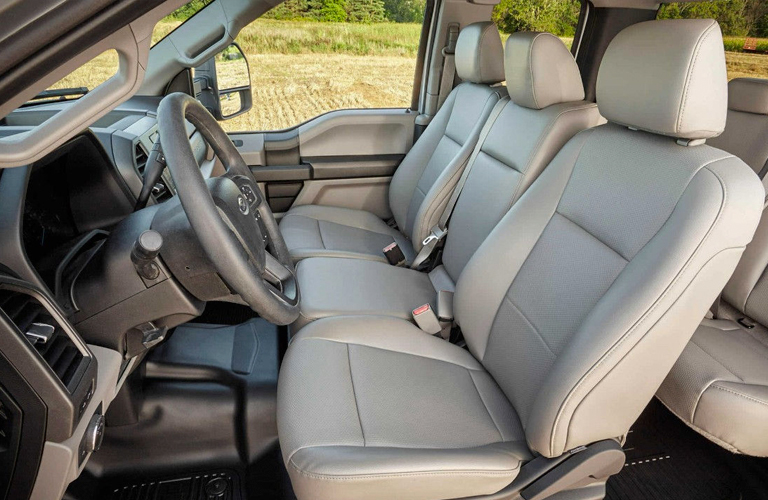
[437,24,460,111]
[410,97,509,270]
[758,157,768,180]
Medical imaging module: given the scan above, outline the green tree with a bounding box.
[311,0,348,22]
[492,0,580,36]
[658,0,749,36]
[347,0,386,22]
[383,0,425,23]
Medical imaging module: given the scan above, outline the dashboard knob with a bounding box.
[131,230,163,280]
[85,413,105,453]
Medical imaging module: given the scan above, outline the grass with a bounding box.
[49,20,768,131]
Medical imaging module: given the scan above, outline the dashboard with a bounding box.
[0,96,216,499]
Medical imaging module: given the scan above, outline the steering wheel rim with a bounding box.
[157,92,300,325]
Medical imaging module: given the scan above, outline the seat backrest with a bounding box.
[707,79,768,326]
[388,22,504,250]
[709,78,768,187]
[441,32,602,281]
[454,19,764,458]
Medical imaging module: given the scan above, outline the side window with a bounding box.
[183,0,427,132]
[659,1,768,80]
[492,0,581,50]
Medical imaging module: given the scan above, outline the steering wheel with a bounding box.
[156,93,300,325]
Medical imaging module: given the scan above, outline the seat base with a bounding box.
[292,257,455,332]
[658,315,768,457]
[279,205,415,263]
[278,316,531,500]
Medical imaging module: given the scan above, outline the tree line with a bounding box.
[170,0,768,38]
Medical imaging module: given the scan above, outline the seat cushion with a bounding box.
[658,318,768,456]
[277,316,531,500]
[279,205,415,263]
[292,258,455,332]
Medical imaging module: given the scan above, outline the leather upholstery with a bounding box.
[279,317,531,500]
[277,20,765,499]
[726,77,768,115]
[597,19,728,140]
[455,21,506,85]
[280,205,415,264]
[290,32,600,330]
[658,315,768,457]
[709,78,768,190]
[279,22,504,262]
[505,32,585,110]
[292,258,453,331]
[658,79,768,457]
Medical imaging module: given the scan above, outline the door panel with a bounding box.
[231,109,416,216]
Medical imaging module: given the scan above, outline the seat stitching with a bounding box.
[688,336,745,382]
[316,219,327,249]
[346,345,366,446]
[503,296,556,357]
[528,33,546,109]
[294,336,484,371]
[555,211,629,262]
[288,460,519,481]
[506,104,600,212]
[550,160,730,456]
[711,384,768,408]
[467,370,506,442]
[676,21,717,133]
[481,129,596,364]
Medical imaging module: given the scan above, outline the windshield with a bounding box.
[151,0,215,46]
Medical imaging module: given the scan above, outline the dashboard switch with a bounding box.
[131,230,163,280]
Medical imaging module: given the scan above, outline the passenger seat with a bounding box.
[658,77,768,457]
[291,32,602,331]
[278,22,505,264]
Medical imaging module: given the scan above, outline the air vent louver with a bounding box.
[135,143,148,175]
[0,289,84,392]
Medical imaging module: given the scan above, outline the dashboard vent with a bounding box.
[134,142,148,175]
[0,289,84,392]
[0,399,9,453]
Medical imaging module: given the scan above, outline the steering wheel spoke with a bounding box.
[157,93,300,325]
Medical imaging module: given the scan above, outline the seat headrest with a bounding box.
[597,19,728,140]
[728,78,768,115]
[455,22,505,85]
[505,32,585,110]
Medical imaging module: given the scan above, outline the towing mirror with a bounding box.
[194,43,252,120]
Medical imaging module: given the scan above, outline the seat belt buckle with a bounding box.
[383,242,407,267]
[412,304,442,335]
[422,226,448,247]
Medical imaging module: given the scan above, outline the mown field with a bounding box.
[55,20,768,132]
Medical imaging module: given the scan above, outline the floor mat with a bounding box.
[606,399,768,500]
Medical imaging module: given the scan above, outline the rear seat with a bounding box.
[291,32,602,331]
[657,77,768,457]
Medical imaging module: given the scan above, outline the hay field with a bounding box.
[47,20,768,131]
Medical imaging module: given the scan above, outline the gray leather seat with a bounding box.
[293,32,602,330]
[658,77,768,457]
[279,22,505,264]
[277,19,765,500]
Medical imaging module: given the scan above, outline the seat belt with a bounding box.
[411,96,510,269]
[436,24,460,111]
[758,157,768,180]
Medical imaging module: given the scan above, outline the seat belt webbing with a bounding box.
[410,97,510,269]
[436,24,460,111]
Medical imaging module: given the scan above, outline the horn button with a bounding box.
[206,176,268,270]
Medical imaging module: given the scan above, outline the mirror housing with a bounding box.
[194,43,252,120]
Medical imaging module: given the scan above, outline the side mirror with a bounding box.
[194,43,252,120]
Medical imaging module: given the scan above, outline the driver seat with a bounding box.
[277,19,765,500]
[278,22,505,264]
